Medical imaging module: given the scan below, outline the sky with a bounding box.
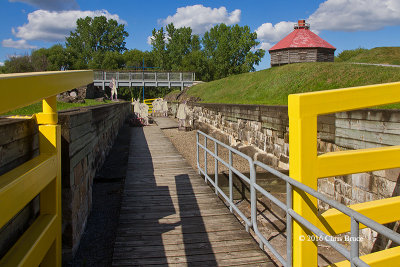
[1,0,400,70]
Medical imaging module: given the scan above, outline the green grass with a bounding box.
[3,99,114,116]
[336,47,400,65]
[185,62,400,108]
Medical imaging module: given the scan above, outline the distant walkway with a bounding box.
[112,124,273,266]
[351,62,400,68]
[153,117,179,129]
[93,71,196,90]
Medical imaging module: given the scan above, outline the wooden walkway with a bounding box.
[112,125,273,266]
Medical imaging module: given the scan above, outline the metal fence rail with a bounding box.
[196,130,400,267]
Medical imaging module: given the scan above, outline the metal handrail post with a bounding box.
[229,150,233,212]
[351,217,360,267]
[250,162,260,248]
[196,132,200,174]
[286,183,293,267]
[215,141,218,196]
[204,137,208,183]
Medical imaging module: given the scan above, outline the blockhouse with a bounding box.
[269,20,336,67]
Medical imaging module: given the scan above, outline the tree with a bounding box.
[202,24,265,80]
[165,23,200,70]
[101,51,125,70]
[66,16,129,68]
[123,49,154,70]
[46,44,70,70]
[4,55,34,73]
[151,23,201,71]
[181,50,210,81]
[150,27,168,70]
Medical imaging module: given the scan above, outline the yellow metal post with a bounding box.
[289,95,318,266]
[37,96,61,267]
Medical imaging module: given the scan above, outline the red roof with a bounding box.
[269,28,336,51]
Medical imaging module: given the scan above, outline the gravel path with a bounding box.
[162,128,253,175]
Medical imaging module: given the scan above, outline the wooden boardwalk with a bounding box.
[112,125,273,266]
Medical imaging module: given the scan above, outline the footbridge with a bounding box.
[93,70,196,90]
[2,71,400,266]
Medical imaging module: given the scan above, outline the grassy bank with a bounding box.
[3,99,114,116]
[185,62,400,108]
[336,47,400,65]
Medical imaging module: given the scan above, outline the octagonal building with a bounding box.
[269,20,336,67]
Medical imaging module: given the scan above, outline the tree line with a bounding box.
[1,16,265,81]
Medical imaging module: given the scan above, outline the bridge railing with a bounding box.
[93,71,195,81]
[0,71,93,266]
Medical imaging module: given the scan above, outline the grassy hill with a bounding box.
[336,47,400,65]
[184,62,400,108]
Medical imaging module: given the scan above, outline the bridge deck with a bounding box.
[112,125,272,266]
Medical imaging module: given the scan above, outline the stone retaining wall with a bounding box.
[0,102,130,261]
[59,102,130,259]
[170,102,400,253]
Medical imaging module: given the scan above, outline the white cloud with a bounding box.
[258,42,273,51]
[0,62,4,66]
[308,0,400,31]
[9,0,79,11]
[255,21,295,43]
[147,36,153,46]
[2,38,37,49]
[12,9,127,42]
[159,5,241,35]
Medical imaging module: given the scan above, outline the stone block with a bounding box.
[384,168,400,182]
[352,173,372,191]
[376,177,400,198]
[73,161,83,186]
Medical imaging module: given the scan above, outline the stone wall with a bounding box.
[0,102,130,261]
[170,102,400,253]
[59,102,130,259]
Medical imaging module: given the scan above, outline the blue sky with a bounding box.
[1,0,400,70]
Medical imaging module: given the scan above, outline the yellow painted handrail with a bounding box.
[0,71,93,266]
[289,81,400,266]
[0,70,93,114]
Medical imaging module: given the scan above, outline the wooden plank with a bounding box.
[113,126,270,266]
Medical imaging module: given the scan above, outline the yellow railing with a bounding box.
[144,98,156,113]
[289,81,400,266]
[0,71,93,266]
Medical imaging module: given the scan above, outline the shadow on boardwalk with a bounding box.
[112,126,218,266]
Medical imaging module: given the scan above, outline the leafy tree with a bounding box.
[150,27,168,70]
[46,44,70,70]
[181,50,210,81]
[31,48,49,71]
[4,55,34,73]
[165,23,200,70]
[202,24,265,80]
[123,49,154,70]
[151,23,201,71]
[66,16,129,68]
[101,51,125,70]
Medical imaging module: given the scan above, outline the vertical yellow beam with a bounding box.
[37,95,61,267]
[289,95,318,266]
